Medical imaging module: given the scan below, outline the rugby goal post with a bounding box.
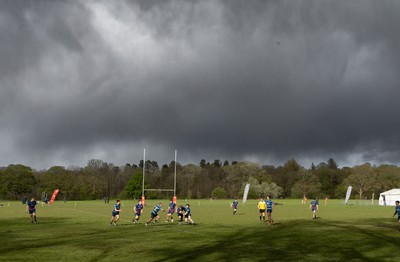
[142,149,178,205]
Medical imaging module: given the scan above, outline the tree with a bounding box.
[199,159,207,168]
[291,169,321,198]
[0,164,36,199]
[373,164,400,193]
[344,163,376,199]
[146,160,159,173]
[37,166,75,199]
[254,170,272,184]
[223,162,261,198]
[82,159,108,199]
[314,159,343,198]
[178,164,201,198]
[273,159,300,197]
[246,177,282,198]
[327,158,338,169]
[213,160,222,168]
[125,172,144,199]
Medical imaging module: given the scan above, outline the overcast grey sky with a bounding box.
[1,0,400,169]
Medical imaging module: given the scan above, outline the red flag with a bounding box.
[49,189,60,205]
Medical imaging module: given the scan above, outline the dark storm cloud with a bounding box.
[1,0,400,169]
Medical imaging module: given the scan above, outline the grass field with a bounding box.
[0,199,399,262]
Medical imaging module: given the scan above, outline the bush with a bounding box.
[211,187,227,199]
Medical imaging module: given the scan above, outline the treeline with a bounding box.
[1,158,400,201]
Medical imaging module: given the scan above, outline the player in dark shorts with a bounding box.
[145,203,164,226]
[165,199,177,223]
[393,200,400,224]
[258,198,266,221]
[184,204,195,224]
[110,199,121,226]
[310,198,319,219]
[266,195,276,225]
[231,199,239,215]
[26,197,37,223]
[177,205,185,225]
[133,200,143,224]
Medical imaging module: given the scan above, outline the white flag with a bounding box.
[345,186,352,205]
[243,184,250,203]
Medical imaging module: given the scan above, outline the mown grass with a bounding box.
[0,199,399,261]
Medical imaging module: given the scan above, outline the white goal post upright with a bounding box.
[174,149,177,197]
[141,148,146,206]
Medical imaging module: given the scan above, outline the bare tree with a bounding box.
[345,163,375,199]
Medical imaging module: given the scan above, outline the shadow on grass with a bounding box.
[150,218,400,262]
[0,217,115,256]
[1,217,399,262]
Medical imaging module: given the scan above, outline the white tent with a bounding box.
[378,189,400,206]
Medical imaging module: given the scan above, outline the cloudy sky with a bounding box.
[1,0,400,169]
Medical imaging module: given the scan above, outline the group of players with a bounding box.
[256,195,278,225]
[231,194,319,225]
[23,196,400,226]
[234,196,400,225]
[110,199,195,226]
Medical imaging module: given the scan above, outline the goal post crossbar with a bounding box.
[144,189,175,192]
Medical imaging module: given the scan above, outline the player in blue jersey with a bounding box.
[177,205,186,224]
[310,198,319,219]
[393,200,400,224]
[26,197,37,223]
[184,204,195,224]
[231,199,239,215]
[266,195,276,225]
[110,199,121,226]
[133,200,143,224]
[145,202,164,226]
[165,199,177,223]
